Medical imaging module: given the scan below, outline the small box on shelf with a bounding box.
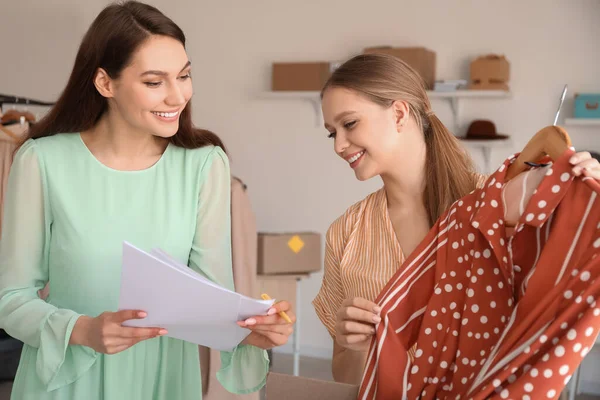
[574,93,600,119]
[469,54,510,91]
[363,46,436,90]
[272,62,334,91]
[564,118,600,126]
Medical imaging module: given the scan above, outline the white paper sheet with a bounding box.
[118,242,273,351]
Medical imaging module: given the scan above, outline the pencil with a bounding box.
[261,293,293,324]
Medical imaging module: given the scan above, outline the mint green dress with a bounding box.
[0,133,269,399]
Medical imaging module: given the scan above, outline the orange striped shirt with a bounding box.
[313,174,486,339]
[313,188,406,338]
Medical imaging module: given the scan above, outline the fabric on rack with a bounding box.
[0,139,17,239]
[0,123,27,239]
[502,166,547,236]
[359,149,600,400]
[230,176,258,299]
[201,176,260,400]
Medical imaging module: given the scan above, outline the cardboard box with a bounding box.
[265,373,359,400]
[272,62,333,91]
[363,46,436,89]
[469,54,510,90]
[257,232,321,275]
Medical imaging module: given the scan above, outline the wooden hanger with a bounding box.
[1,109,35,124]
[505,125,571,181]
[502,125,571,229]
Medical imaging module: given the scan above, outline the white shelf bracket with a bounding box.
[309,98,323,127]
[260,89,511,130]
[450,97,460,132]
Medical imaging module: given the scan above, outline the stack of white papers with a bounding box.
[117,242,274,351]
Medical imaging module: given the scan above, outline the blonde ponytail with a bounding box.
[423,114,479,225]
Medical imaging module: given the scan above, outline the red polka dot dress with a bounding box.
[359,149,600,400]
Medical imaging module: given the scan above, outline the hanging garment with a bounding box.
[230,177,258,298]
[200,176,260,400]
[0,122,28,239]
[359,149,600,400]
[0,124,28,380]
[0,139,17,239]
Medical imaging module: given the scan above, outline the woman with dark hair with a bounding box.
[0,1,294,399]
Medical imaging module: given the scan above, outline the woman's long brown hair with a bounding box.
[25,1,225,151]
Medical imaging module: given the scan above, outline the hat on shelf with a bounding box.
[461,119,509,141]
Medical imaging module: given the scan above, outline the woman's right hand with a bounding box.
[335,297,381,352]
[70,310,167,354]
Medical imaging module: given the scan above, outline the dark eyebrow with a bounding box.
[140,61,192,77]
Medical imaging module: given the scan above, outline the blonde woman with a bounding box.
[312,53,600,384]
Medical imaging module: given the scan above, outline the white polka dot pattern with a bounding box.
[359,150,600,400]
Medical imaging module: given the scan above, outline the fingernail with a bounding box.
[373,315,381,323]
[158,329,168,335]
[373,306,381,314]
[245,318,256,325]
[570,156,578,164]
[371,329,376,334]
[138,312,147,318]
[267,308,277,315]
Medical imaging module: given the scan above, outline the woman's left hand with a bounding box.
[570,152,600,179]
[237,301,296,350]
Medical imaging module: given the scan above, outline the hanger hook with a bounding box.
[553,84,568,126]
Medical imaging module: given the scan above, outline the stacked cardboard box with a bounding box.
[363,46,436,90]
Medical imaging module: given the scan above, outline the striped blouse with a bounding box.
[313,176,486,340]
[313,188,405,338]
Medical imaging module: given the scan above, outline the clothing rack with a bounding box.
[0,93,55,109]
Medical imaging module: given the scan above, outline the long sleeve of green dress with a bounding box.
[187,145,269,394]
[0,140,98,392]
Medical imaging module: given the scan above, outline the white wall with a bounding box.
[2,0,600,389]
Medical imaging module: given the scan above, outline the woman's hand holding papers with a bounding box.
[70,310,168,354]
[237,301,296,350]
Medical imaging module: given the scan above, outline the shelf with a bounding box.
[427,90,511,132]
[260,91,320,99]
[259,90,512,127]
[427,90,511,99]
[260,89,511,100]
[459,138,512,148]
[259,91,323,126]
[564,118,600,126]
[459,138,514,174]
